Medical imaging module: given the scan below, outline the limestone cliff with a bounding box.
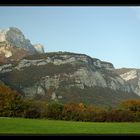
[0,52,139,106]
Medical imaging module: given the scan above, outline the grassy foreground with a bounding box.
[0,117,140,134]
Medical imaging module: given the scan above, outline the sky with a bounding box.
[0,6,140,68]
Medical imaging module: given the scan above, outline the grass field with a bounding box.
[0,117,140,135]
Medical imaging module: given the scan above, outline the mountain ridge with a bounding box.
[0,27,140,107]
[0,51,139,107]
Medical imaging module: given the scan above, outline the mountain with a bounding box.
[0,27,139,107]
[0,52,139,107]
[0,27,44,64]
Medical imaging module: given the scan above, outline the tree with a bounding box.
[62,103,87,121]
[119,99,140,112]
[46,101,64,120]
[23,99,48,118]
[0,83,26,117]
[106,109,134,122]
[85,105,107,122]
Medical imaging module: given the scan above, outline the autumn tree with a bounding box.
[85,105,107,122]
[119,99,140,112]
[0,83,26,117]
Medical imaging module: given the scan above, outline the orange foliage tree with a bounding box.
[120,99,140,112]
[0,83,26,117]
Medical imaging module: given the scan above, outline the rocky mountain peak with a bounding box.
[0,27,36,54]
[0,27,45,54]
[0,27,45,63]
[34,44,45,54]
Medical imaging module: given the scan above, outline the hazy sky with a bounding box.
[0,6,140,68]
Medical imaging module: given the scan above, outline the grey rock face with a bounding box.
[93,59,114,70]
[10,53,114,71]
[0,52,135,99]
[20,67,132,98]
[0,64,12,73]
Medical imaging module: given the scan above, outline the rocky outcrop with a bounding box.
[93,59,114,70]
[12,52,114,70]
[0,41,31,64]
[120,70,137,81]
[0,63,12,73]
[0,44,12,58]
[114,68,140,96]
[34,44,44,53]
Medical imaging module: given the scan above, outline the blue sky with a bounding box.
[0,6,140,68]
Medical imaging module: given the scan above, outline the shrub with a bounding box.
[85,105,107,122]
[135,112,140,122]
[24,108,41,118]
[106,109,134,122]
[23,99,48,118]
[46,101,64,120]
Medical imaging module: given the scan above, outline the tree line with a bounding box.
[0,83,140,122]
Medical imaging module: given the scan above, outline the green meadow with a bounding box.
[0,117,140,134]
